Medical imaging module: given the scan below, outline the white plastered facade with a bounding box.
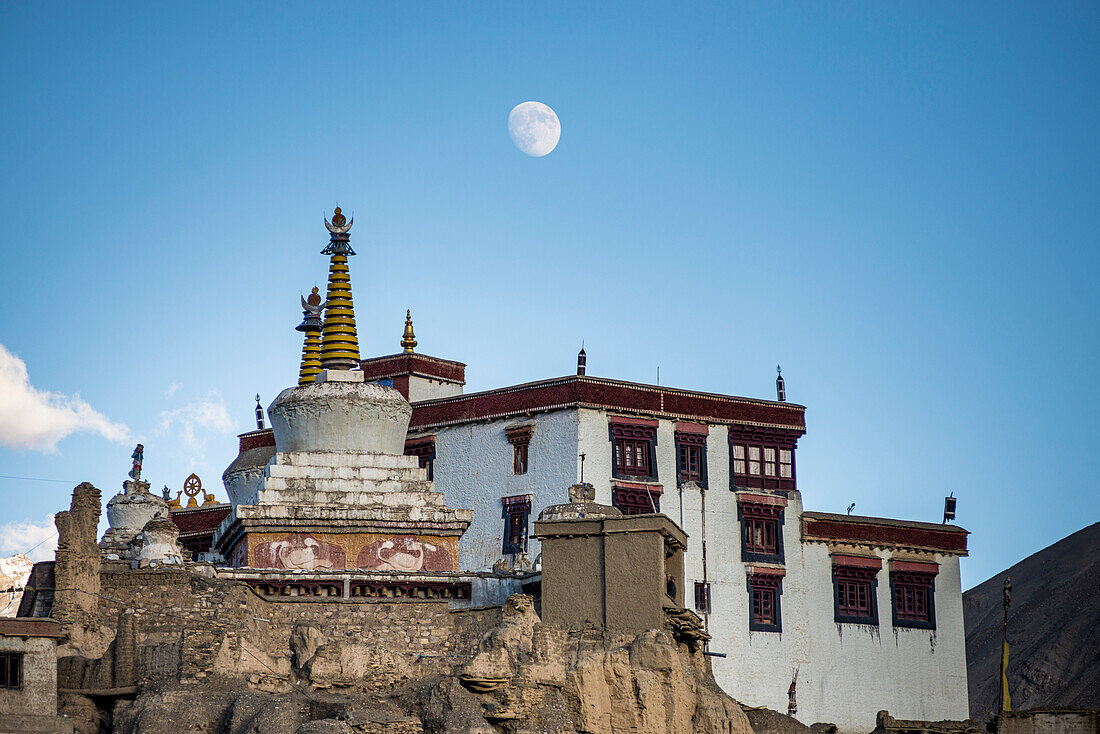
[424,405,968,733]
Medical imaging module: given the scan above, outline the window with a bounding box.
[763,447,776,477]
[779,449,793,478]
[501,495,532,554]
[891,569,937,629]
[729,430,798,491]
[513,443,528,474]
[694,581,711,613]
[505,424,533,476]
[745,517,777,554]
[833,562,879,625]
[747,446,761,475]
[732,444,746,475]
[613,485,661,515]
[404,437,436,481]
[739,500,784,563]
[748,572,783,632]
[616,438,652,477]
[675,428,708,487]
[0,652,22,690]
[610,420,657,480]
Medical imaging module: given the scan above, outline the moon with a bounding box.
[508,101,561,157]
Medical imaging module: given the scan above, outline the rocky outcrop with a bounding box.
[0,552,33,617]
[89,593,750,734]
[454,594,751,734]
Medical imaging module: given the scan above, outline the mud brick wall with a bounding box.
[90,568,501,689]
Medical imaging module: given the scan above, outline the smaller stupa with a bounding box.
[101,444,170,558]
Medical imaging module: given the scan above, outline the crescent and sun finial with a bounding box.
[325,205,353,234]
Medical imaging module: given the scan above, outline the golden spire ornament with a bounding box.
[319,207,360,370]
[401,310,417,353]
[296,287,324,385]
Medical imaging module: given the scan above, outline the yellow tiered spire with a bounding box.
[319,207,360,370]
[296,287,324,385]
[401,310,417,353]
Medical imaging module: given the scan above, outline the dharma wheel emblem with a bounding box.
[183,473,202,508]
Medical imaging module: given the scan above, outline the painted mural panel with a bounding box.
[243,532,459,571]
[251,534,347,570]
[356,535,454,572]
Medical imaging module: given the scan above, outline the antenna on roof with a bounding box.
[943,493,957,524]
[847,502,856,515]
[776,365,787,402]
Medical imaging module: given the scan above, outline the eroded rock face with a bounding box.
[455,594,752,734]
[73,594,750,734]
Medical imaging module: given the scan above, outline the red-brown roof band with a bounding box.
[803,512,968,555]
[406,375,807,432]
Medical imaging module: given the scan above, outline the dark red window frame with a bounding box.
[891,571,937,629]
[675,431,707,486]
[611,421,657,480]
[613,485,661,515]
[505,425,533,476]
[501,495,532,554]
[0,652,23,690]
[694,581,711,613]
[739,501,784,562]
[404,437,436,481]
[748,572,783,631]
[834,565,879,624]
[729,428,798,491]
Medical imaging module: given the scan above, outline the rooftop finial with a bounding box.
[577,344,587,376]
[320,207,360,370]
[128,443,144,482]
[401,309,417,353]
[255,394,265,429]
[296,286,325,384]
[776,364,786,402]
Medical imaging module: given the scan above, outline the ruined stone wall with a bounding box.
[54,482,103,656]
[61,567,502,693]
[998,710,1100,734]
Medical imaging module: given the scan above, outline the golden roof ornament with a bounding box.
[183,473,202,508]
[296,286,325,384]
[319,205,361,370]
[401,310,417,353]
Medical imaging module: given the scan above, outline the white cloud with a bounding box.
[0,344,131,452]
[165,381,183,399]
[0,515,58,562]
[157,391,235,464]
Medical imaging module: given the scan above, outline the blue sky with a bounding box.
[0,2,1096,588]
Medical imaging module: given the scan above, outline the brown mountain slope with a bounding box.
[964,521,1100,720]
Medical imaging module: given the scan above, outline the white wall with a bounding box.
[572,408,968,733]
[430,409,579,569]
[433,405,968,731]
[407,375,463,402]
